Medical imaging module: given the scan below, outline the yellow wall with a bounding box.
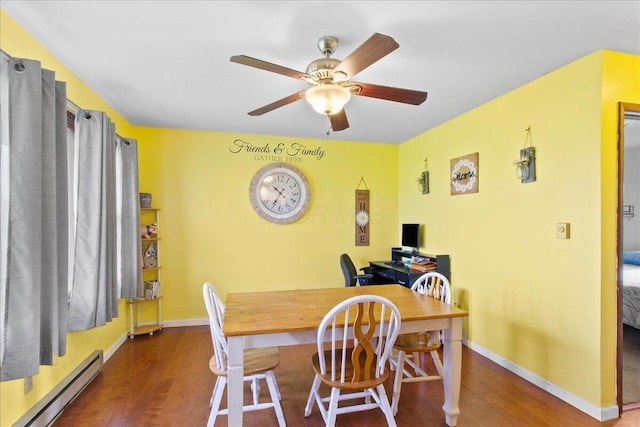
[399,50,640,408]
[133,127,399,320]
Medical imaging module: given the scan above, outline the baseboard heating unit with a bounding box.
[13,350,104,427]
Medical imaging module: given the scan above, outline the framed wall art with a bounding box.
[450,152,479,195]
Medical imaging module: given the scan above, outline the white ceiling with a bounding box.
[2,1,639,144]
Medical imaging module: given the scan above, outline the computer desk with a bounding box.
[368,260,427,287]
[369,249,450,287]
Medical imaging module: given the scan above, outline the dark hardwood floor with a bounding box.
[623,324,640,406]
[53,326,640,426]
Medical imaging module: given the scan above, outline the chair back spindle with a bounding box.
[203,282,228,371]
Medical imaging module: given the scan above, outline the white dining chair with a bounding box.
[389,272,452,416]
[304,294,401,426]
[202,282,286,427]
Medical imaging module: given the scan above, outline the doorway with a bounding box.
[618,102,640,413]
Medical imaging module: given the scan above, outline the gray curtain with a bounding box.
[0,57,69,381]
[116,136,142,299]
[0,52,141,380]
[67,111,118,331]
[67,116,141,329]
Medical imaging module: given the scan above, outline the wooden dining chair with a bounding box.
[389,272,452,416]
[202,282,286,427]
[304,295,401,427]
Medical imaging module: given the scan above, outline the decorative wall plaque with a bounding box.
[450,152,479,195]
[355,178,370,246]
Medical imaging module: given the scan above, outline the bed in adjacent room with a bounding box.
[623,251,640,329]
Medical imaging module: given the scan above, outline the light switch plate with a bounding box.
[557,223,570,239]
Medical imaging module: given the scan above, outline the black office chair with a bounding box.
[340,253,374,287]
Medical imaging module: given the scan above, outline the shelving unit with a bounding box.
[128,297,162,337]
[128,207,163,338]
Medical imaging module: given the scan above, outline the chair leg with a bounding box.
[326,387,341,427]
[208,377,226,427]
[412,351,420,365]
[391,350,406,416]
[431,349,444,377]
[266,371,286,427]
[389,348,399,371]
[304,375,321,417]
[209,377,220,408]
[273,372,282,400]
[376,383,397,427]
[404,353,429,378]
[250,377,260,405]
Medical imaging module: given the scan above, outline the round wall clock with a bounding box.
[249,162,311,224]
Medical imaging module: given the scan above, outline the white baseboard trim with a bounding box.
[104,332,128,363]
[163,318,208,328]
[464,338,619,422]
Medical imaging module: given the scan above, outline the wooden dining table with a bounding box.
[222,284,468,426]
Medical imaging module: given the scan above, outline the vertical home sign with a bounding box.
[355,189,370,246]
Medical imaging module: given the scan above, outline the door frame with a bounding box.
[617,102,640,414]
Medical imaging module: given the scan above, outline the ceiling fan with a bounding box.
[230,33,428,132]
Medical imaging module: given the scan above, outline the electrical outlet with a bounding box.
[557,223,570,239]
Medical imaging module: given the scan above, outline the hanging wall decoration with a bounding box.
[417,157,429,194]
[513,126,536,183]
[355,178,370,246]
[450,152,479,195]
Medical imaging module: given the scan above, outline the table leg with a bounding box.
[128,300,134,337]
[227,336,244,426]
[442,317,462,426]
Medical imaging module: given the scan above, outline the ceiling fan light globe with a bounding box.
[305,84,351,116]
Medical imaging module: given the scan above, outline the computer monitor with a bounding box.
[401,223,420,251]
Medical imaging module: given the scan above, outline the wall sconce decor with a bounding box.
[417,157,429,194]
[513,126,536,183]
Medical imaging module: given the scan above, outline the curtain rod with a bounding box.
[0,48,25,72]
[1,48,92,119]
[1,48,131,142]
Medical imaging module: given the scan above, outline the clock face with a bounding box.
[249,162,310,224]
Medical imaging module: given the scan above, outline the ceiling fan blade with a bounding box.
[333,33,399,79]
[230,55,308,80]
[349,82,428,105]
[248,90,307,116]
[329,109,349,131]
